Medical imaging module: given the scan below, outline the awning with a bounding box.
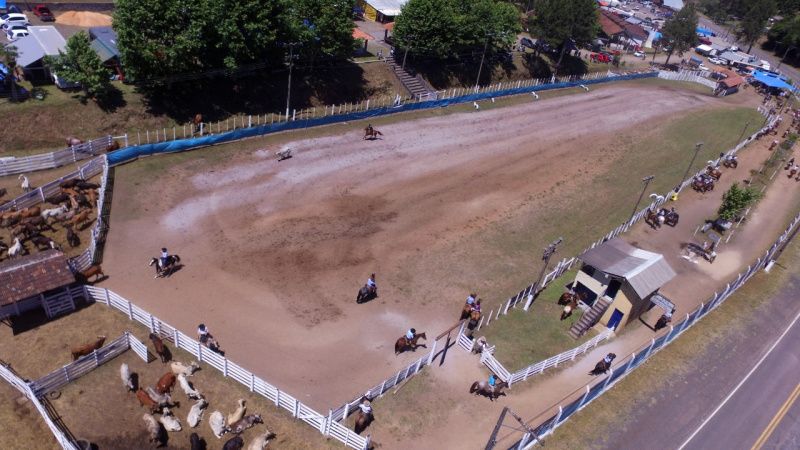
[364,0,407,16]
[353,29,374,41]
[752,70,797,92]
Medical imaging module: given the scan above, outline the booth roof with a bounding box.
[579,238,676,298]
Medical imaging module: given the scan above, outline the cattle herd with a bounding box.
[0,178,99,261]
[115,336,274,449]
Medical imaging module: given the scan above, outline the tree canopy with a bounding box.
[113,0,355,82]
[661,3,699,64]
[529,0,598,50]
[737,0,778,53]
[718,183,761,220]
[767,14,800,55]
[393,0,520,60]
[46,32,112,101]
[0,45,22,102]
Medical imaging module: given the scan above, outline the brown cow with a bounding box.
[136,388,159,413]
[68,210,91,229]
[70,336,106,360]
[77,265,105,284]
[156,372,176,394]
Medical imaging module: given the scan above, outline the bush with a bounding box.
[718,182,761,221]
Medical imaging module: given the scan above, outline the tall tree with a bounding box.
[738,0,778,53]
[288,0,357,62]
[0,45,21,102]
[46,32,112,101]
[661,3,699,65]
[530,0,598,70]
[454,0,520,54]
[393,0,460,59]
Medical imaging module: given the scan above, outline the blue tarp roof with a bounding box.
[696,27,713,36]
[752,70,797,92]
[0,0,6,9]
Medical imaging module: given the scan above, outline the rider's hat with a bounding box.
[198,323,206,330]
[410,328,416,333]
[161,248,167,252]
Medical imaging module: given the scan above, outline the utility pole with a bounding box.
[629,175,655,224]
[524,237,563,310]
[681,142,704,187]
[736,121,751,144]
[475,36,490,90]
[285,42,299,119]
[777,44,797,70]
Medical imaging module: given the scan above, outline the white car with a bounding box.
[633,51,646,58]
[708,57,726,65]
[0,13,29,29]
[760,60,771,71]
[5,25,28,41]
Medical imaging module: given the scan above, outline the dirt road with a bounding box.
[101,83,728,409]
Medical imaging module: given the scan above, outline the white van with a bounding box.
[0,13,29,29]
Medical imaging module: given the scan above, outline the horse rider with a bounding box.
[366,124,374,135]
[366,273,377,295]
[471,299,482,313]
[358,399,373,418]
[406,328,416,342]
[603,354,613,366]
[488,374,497,393]
[197,323,211,344]
[466,293,477,306]
[160,247,170,271]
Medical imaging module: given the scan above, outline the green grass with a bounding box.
[469,105,764,370]
[542,216,800,450]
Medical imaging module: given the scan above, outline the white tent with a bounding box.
[663,0,684,10]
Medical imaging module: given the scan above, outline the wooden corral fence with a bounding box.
[29,332,148,398]
[478,328,614,386]
[0,361,80,450]
[0,136,112,177]
[0,155,105,213]
[74,285,371,450]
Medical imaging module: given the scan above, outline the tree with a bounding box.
[718,183,762,220]
[766,14,800,58]
[454,0,520,54]
[529,0,598,69]
[0,45,21,102]
[46,32,112,101]
[288,0,357,62]
[661,3,699,65]
[738,0,777,53]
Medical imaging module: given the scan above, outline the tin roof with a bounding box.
[579,238,676,298]
[10,26,67,68]
[0,250,75,306]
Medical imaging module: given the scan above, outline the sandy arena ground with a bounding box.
[101,83,731,410]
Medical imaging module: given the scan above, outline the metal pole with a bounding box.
[476,37,490,90]
[777,45,796,70]
[629,175,655,224]
[681,142,704,185]
[736,121,751,144]
[524,237,563,310]
[285,43,297,119]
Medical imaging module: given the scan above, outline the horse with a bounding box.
[560,297,578,321]
[355,284,376,304]
[71,336,107,360]
[706,165,722,181]
[354,409,374,434]
[557,291,576,306]
[66,136,84,147]
[467,310,482,331]
[149,255,182,278]
[645,208,665,229]
[77,265,105,284]
[364,126,383,140]
[664,208,679,227]
[655,314,672,331]
[156,372,177,394]
[590,353,617,375]
[460,303,473,320]
[30,235,59,251]
[394,332,427,354]
[149,333,170,363]
[469,380,508,400]
[722,156,738,169]
[18,174,31,192]
[65,225,80,248]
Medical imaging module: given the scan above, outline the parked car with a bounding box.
[519,37,535,50]
[5,25,28,41]
[0,13,29,29]
[698,36,712,45]
[32,5,55,22]
[633,51,646,59]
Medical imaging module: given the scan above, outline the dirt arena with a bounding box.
[100,82,735,409]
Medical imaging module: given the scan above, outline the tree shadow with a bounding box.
[522,53,554,79]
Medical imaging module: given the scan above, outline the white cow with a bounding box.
[187,398,208,428]
[158,407,182,432]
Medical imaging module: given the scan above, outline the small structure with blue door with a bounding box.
[569,238,676,336]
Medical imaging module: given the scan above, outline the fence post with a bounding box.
[223,358,228,377]
[578,385,591,409]
[553,405,564,425]
[644,338,656,359]
[294,399,300,417]
[275,390,280,407]
[197,342,203,363]
[665,325,676,343]
[250,373,255,392]
[602,368,614,390]
[127,300,133,320]
[625,352,636,373]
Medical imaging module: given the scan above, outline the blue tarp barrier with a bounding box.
[752,70,797,92]
[696,27,713,37]
[108,72,657,167]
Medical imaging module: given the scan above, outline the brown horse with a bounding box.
[706,166,722,181]
[149,333,169,363]
[557,291,575,306]
[354,409,373,434]
[71,335,106,360]
[364,126,383,140]
[394,332,427,354]
[459,303,472,320]
[469,380,508,400]
[156,372,176,394]
[77,265,105,284]
[590,353,617,375]
[560,298,578,321]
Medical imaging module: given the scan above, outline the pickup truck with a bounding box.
[33,5,55,22]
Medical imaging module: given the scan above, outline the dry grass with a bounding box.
[0,382,60,450]
[0,302,343,449]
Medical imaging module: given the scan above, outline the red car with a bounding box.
[33,5,55,22]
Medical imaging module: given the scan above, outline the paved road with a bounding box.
[698,17,800,83]
[596,275,800,450]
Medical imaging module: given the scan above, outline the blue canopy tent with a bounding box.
[0,0,6,9]
[696,27,713,37]
[752,70,798,93]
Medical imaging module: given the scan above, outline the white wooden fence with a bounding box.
[479,328,614,386]
[0,362,79,450]
[658,70,719,89]
[69,155,111,273]
[29,332,148,397]
[0,136,112,177]
[77,285,370,450]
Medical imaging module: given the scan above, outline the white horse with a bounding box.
[18,174,30,192]
[7,238,23,259]
[41,204,68,220]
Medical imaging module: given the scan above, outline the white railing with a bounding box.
[658,70,718,89]
[29,332,146,397]
[0,136,112,177]
[78,285,369,450]
[0,362,79,450]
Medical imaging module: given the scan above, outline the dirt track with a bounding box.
[101,83,726,409]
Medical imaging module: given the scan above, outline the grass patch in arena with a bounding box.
[472,105,763,369]
[540,228,800,450]
[0,382,59,450]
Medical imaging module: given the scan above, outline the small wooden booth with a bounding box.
[0,250,77,321]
